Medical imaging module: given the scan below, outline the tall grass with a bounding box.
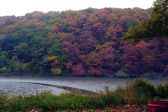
[101,87,125,106]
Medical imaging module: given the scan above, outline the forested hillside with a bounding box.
[0,8,167,77]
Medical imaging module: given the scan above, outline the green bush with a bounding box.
[125,79,156,104]
[156,83,168,99]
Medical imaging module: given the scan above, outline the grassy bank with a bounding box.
[0,79,168,112]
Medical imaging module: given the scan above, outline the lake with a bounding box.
[0,76,166,96]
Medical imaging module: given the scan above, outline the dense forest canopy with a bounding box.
[0,6,167,77]
[123,0,168,42]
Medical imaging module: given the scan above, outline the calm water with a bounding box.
[0,77,166,96]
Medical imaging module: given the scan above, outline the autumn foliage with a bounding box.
[0,7,167,77]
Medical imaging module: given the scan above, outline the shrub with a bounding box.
[156,83,168,99]
[124,79,156,104]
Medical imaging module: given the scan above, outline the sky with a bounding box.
[0,0,155,16]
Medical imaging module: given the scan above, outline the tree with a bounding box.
[0,52,9,71]
[51,68,62,75]
[14,43,31,62]
[1,7,167,77]
[123,0,168,42]
[74,63,84,75]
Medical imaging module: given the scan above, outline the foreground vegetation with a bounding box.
[0,79,168,112]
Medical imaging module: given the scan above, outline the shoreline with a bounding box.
[0,73,167,80]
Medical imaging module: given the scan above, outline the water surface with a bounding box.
[0,77,166,96]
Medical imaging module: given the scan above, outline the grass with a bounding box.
[0,79,168,112]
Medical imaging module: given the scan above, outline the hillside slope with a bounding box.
[0,8,167,77]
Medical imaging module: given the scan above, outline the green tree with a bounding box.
[14,43,31,62]
[123,0,168,42]
[47,38,67,63]
[51,68,62,75]
[0,52,10,72]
